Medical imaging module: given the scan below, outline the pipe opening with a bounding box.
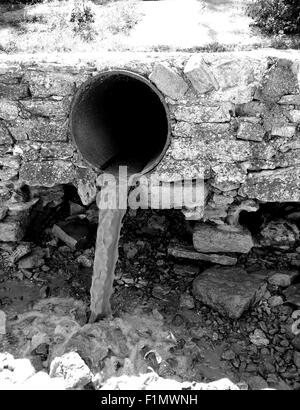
[70,70,171,175]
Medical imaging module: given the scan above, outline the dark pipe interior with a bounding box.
[70,71,170,175]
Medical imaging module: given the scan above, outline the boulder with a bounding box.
[193,267,267,318]
[49,352,92,390]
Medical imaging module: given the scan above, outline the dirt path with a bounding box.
[125,0,262,50]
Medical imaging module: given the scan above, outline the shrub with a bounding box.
[247,0,300,35]
[70,0,96,41]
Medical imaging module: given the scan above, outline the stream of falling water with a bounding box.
[89,179,128,322]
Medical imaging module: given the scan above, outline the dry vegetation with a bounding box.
[0,0,142,53]
[0,0,299,54]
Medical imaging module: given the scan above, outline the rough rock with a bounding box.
[0,219,24,242]
[0,99,19,120]
[52,219,91,250]
[179,293,195,310]
[0,122,12,145]
[0,206,8,221]
[0,156,20,181]
[69,201,86,216]
[212,163,247,189]
[268,296,284,307]
[293,351,300,368]
[168,244,237,266]
[256,60,299,102]
[292,335,300,350]
[0,82,29,99]
[193,267,267,318]
[260,220,299,248]
[18,247,47,270]
[10,243,31,264]
[49,352,92,389]
[184,55,219,94]
[172,104,231,123]
[20,160,74,186]
[283,284,300,307]
[149,63,188,100]
[271,125,296,138]
[123,242,138,259]
[221,350,235,361]
[75,167,97,206]
[278,94,300,105]
[7,198,38,220]
[250,329,270,347]
[20,98,69,119]
[0,310,6,335]
[193,224,254,254]
[247,375,268,390]
[268,271,299,288]
[76,254,93,268]
[288,110,300,123]
[237,122,265,142]
[239,167,300,202]
[8,117,68,142]
[22,70,76,98]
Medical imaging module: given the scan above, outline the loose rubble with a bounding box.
[0,200,300,390]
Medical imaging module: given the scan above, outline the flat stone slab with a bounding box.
[193,267,267,319]
[168,244,237,266]
[193,224,254,254]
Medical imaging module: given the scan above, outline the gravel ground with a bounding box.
[0,208,299,389]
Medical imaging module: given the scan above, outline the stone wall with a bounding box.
[0,50,300,242]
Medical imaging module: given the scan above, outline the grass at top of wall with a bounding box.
[0,0,142,54]
[150,37,300,53]
[0,0,299,54]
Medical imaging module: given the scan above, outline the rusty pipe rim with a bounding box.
[69,69,171,176]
